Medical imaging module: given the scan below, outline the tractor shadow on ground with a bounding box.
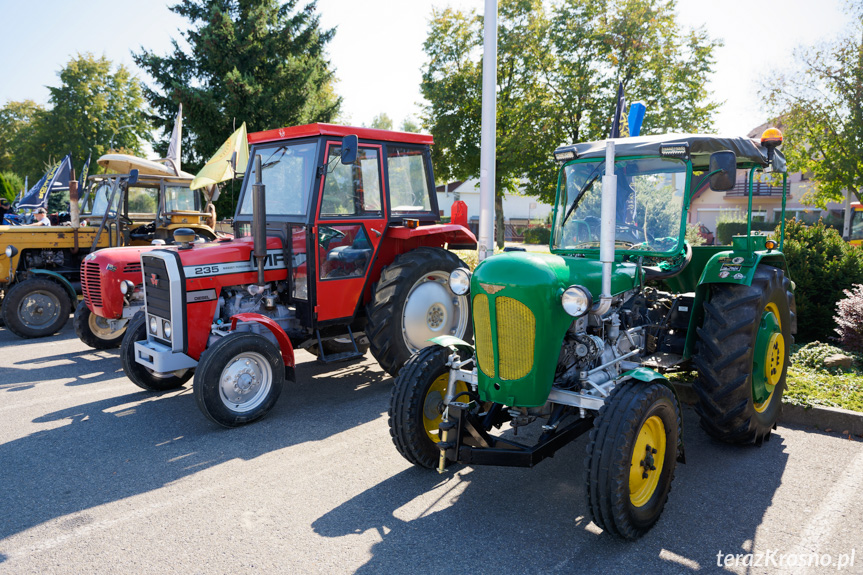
[312,406,789,574]
[0,351,392,541]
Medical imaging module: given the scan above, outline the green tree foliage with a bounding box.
[0,171,24,202]
[421,0,720,247]
[764,2,863,207]
[368,113,393,130]
[0,55,150,186]
[134,0,341,215]
[782,218,863,342]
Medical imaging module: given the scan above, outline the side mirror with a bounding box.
[127,169,139,186]
[340,135,358,165]
[708,150,736,191]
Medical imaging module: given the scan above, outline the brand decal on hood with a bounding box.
[182,248,285,277]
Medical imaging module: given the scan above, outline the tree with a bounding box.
[134,0,341,215]
[421,0,720,247]
[368,113,393,130]
[764,2,863,207]
[0,100,46,180]
[0,171,24,203]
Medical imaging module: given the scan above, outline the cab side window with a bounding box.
[320,146,382,217]
[388,147,432,213]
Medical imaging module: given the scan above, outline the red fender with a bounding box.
[230,313,296,367]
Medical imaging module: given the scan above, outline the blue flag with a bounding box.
[18,154,72,211]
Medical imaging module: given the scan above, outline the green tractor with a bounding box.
[388,128,795,539]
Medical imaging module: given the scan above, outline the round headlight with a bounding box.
[5,245,18,258]
[148,316,158,334]
[120,280,135,295]
[448,267,471,295]
[561,285,593,317]
[162,320,172,339]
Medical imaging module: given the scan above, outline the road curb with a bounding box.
[673,383,863,437]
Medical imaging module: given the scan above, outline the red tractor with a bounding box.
[120,124,475,426]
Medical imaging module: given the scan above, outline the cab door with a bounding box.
[312,141,387,323]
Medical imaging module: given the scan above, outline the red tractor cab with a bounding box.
[122,124,476,427]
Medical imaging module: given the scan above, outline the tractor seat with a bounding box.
[327,244,372,264]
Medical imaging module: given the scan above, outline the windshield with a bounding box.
[84,181,120,216]
[851,209,863,241]
[553,157,688,254]
[164,185,198,212]
[240,142,317,217]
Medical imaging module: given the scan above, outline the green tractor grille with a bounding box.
[472,294,536,381]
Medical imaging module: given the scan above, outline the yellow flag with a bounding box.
[190,123,249,190]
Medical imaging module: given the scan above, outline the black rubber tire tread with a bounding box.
[307,338,370,358]
[367,247,472,378]
[194,332,285,428]
[584,382,681,540]
[1,278,72,338]
[120,313,193,391]
[3,279,70,338]
[74,299,126,349]
[388,345,455,468]
[693,265,793,445]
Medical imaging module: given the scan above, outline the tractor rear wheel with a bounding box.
[693,265,794,444]
[367,247,472,377]
[120,313,193,391]
[585,382,680,540]
[194,332,288,427]
[74,300,127,349]
[2,278,72,338]
[389,345,469,468]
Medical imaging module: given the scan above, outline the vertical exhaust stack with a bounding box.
[69,180,80,229]
[594,140,617,316]
[252,154,267,287]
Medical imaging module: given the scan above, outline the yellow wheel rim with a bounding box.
[630,415,667,508]
[754,302,784,413]
[422,374,467,443]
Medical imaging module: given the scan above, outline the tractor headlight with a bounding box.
[120,280,135,295]
[162,320,172,339]
[561,285,593,317]
[448,267,471,295]
[5,245,18,258]
[148,316,158,335]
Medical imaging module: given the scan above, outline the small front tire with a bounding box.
[1,278,72,338]
[194,332,286,427]
[120,313,192,391]
[74,300,127,349]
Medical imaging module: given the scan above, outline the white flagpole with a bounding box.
[478,0,497,262]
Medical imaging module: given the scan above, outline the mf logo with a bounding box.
[149,273,159,287]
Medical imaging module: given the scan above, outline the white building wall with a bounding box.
[436,178,553,221]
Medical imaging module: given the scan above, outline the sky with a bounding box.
[0,0,851,143]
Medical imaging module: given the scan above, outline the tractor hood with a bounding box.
[469,252,638,407]
[157,235,288,280]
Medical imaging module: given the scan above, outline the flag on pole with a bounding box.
[76,153,91,202]
[163,104,182,176]
[609,82,628,139]
[190,122,249,190]
[18,154,72,210]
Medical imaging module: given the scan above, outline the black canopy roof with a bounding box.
[554,133,786,171]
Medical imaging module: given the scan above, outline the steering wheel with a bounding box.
[318,225,346,248]
[107,210,134,226]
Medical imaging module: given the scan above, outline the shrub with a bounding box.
[782,218,863,343]
[714,221,776,244]
[523,226,550,245]
[685,223,705,246]
[791,341,849,371]
[835,284,863,353]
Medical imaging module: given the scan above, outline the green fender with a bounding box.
[28,269,78,303]
[619,367,686,463]
[428,335,475,355]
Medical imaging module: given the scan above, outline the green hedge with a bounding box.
[715,221,777,245]
[523,226,550,244]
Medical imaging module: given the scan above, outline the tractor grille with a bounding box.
[81,262,102,307]
[123,261,142,275]
[496,297,535,380]
[472,294,536,380]
[142,255,171,320]
[473,294,494,378]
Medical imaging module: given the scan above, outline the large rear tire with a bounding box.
[74,300,127,349]
[693,265,794,445]
[367,247,472,377]
[193,332,287,427]
[120,313,192,391]
[388,345,469,469]
[585,382,680,540]
[1,278,72,338]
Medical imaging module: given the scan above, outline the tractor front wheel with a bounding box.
[389,345,469,468]
[585,382,680,540]
[367,247,472,377]
[693,265,794,444]
[193,332,287,427]
[2,278,72,338]
[74,300,127,349]
[120,313,192,391]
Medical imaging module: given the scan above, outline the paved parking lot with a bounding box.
[1,321,862,574]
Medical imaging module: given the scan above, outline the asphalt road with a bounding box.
[1,320,862,575]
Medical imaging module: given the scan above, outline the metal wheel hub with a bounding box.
[89,312,123,338]
[402,272,469,352]
[218,353,272,412]
[18,292,60,328]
